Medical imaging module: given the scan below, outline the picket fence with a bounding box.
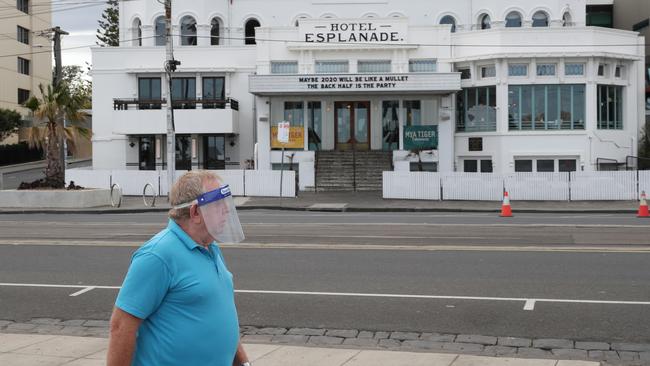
[66,169,296,197]
[383,171,649,201]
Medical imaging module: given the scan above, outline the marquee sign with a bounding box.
[299,18,408,44]
[249,73,461,95]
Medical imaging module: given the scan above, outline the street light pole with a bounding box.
[164,0,178,197]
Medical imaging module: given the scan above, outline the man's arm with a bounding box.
[232,342,250,366]
[107,307,143,366]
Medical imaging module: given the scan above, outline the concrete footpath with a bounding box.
[0,191,641,214]
[0,333,599,366]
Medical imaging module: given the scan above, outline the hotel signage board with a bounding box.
[300,18,408,44]
[249,73,461,95]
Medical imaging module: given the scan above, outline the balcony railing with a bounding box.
[113,98,239,111]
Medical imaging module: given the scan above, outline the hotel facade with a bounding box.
[91,0,645,190]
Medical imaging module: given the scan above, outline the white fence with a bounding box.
[383,171,647,201]
[66,169,296,197]
[382,172,440,200]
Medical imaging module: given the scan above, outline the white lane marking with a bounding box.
[69,286,96,297]
[1,240,650,253]
[523,299,536,311]
[3,282,647,310]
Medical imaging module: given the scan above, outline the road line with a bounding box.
[1,240,650,253]
[1,282,649,309]
[523,299,536,311]
[69,286,96,297]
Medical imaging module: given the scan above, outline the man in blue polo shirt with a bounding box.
[107,171,250,366]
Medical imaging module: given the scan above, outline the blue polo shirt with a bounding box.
[115,219,240,366]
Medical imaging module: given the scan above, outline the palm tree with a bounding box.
[24,83,90,188]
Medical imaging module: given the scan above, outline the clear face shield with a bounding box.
[176,185,245,244]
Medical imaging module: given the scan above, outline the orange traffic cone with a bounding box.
[500,191,513,217]
[638,191,649,218]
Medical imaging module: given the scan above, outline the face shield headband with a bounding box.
[174,185,245,244]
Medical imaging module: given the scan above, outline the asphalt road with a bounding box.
[1,211,649,343]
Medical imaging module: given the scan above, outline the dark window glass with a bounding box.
[175,135,192,170]
[440,15,456,33]
[284,101,304,127]
[505,12,522,27]
[515,160,533,172]
[17,57,29,75]
[138,136,155,170]
[559,159,577,172]
[457,86,496,132]
[308,102,322,151]
[211,18,220,45]
[204,135,225,169]
[180,16,197,46]
[202,77,225,108]
[509,85,585,131]
[404,100,421,126]
[17,88,30,104]
[382,101,399,151]
[480,159,493,173]
[532,11,549,27]
[171,77,196,109]
[17,0,28,14]
[464,160,478,173]
[468,137,483,151]
[138,78,162,109]
[480,14,491,29]
[597,85,623,129]
[245,19,260,45]
[133,18,142,46]
[459,69,471,79]
[586,5,613,28]
[155,16,166,46]
[17,26,29,44]
[537,159,555,172]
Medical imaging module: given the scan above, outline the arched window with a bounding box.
[440,15,456,33]
[180,15,197,46]
[210,18,220,45]
[244,18,260,45]
[479,14,491,30]
[154,16,165,46]
[505,11,522,27]
[562,12,572,26]
[133,18,142,46]
[532,11,549,27]
[295,16,307,27]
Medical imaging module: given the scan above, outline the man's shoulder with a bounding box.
[135,228,181,261]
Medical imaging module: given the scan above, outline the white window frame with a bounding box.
[270,61,298,74]
[480,65,496,79]
[508,64,528,77]
[536,63,556,77]
[564,63,585,77]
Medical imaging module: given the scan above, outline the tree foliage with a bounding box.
[0,108,22,141]
[60,65,92,109]
[96,0,119,47]
[640,125,650,159]
[24,83,90,188]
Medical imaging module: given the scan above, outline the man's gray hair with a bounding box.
[168,170,222,221]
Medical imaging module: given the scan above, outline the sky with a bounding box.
[54,3,105,67]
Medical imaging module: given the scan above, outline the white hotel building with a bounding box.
[91,0,645,190]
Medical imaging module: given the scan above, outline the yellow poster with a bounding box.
[271,126,304,149]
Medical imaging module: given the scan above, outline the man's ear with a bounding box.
[189,204,202,224]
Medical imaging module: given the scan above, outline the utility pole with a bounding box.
[164,0,179,197]
[46,26,69,184]
[51,26,68,87]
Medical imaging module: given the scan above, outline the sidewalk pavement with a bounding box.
[0,333,600,366]
[0,191,640,214]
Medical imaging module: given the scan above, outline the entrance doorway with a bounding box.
[335,101,370,151]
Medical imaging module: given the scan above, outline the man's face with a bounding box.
[195,179,229,241]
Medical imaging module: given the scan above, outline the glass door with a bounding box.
[334,101,370,151]
[175,135,192,170]
[203,135,225,170]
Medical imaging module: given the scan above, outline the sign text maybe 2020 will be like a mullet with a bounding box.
[300,18,408,44]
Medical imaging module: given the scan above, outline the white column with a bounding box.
[256,96,272,170]
[141,25,154,46]
[197,24,211,46]
[438,93,455,172]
